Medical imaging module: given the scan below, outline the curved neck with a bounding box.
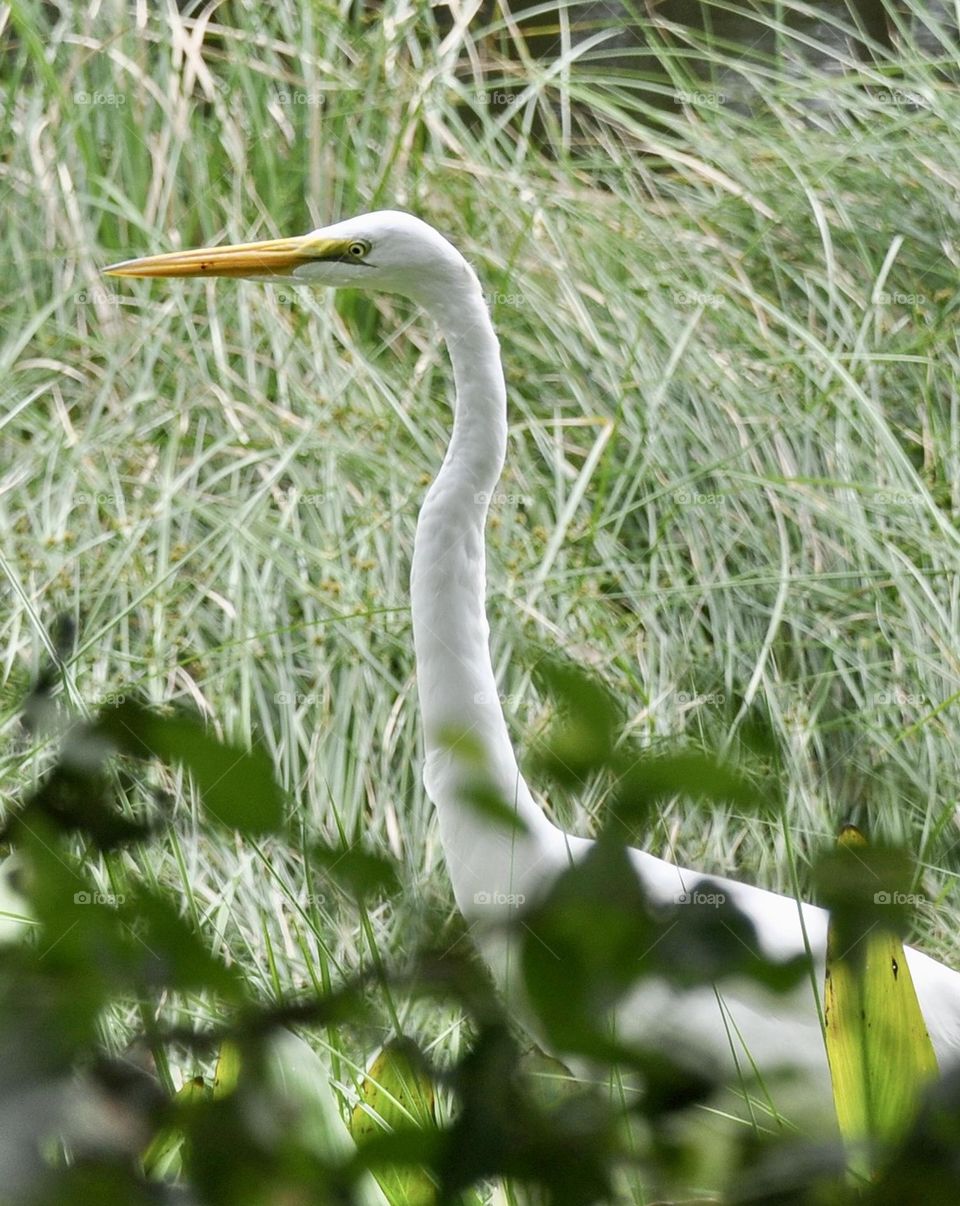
[410,269,555,916]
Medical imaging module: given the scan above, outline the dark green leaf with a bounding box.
[96,701,284,834]
[311,842,400,898]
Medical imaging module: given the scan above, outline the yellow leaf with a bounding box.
[142,1075,208,1178]
[349,1041,437,1206]
[213,1038,242,1098]
[824,825,939,1174]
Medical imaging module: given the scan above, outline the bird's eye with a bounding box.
[347,240,369,259]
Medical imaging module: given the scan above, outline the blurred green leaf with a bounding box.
[460,779,529,833]
[96,700,284,834]
[869,1070,960,1203]
[119,889,245,998]
[13,760,151,851]
[436,729,529,833]
[312,843,400,899]
[182,1088,348,1203]
[438,1024,614,1205]
[814,832,917,953]
[532,658,621,783]
[521,839,651,1059]
[521,840,806,1064]
[24,1165,162,1206]
[611,748,767,831]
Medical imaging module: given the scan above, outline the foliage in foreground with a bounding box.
[5,0,960,1201]
[2,662,960,1204]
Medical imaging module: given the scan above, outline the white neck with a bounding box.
[409,265,557,922]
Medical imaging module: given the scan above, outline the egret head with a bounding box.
[104,210,473,307]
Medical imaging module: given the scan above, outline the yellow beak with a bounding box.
[103,235,349,279]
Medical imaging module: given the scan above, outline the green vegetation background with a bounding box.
[3,1,960,1201]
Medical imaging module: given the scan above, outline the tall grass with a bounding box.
[3,0,960,1195]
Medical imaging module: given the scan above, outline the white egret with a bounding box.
[106,211,960,1102]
